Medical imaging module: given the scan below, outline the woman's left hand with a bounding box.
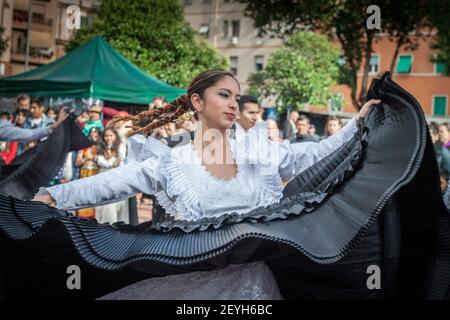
[357,99,382,120]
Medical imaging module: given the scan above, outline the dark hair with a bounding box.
[430,122,439,136]
[238,95,259,112]
[30,97,45,107]
[14,108,31,118]
[100,127,121,155]
[297,114,310,125]
[110,69,239,136]
[439,122,450,132]
[16,93,30,103]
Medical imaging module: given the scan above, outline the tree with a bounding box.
[239,0,430,110]
[248,31,340,111]
[428,0,450,76]
[66,0,227,88]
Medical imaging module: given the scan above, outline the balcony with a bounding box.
[10,46,55,65]
[13,10,53,33]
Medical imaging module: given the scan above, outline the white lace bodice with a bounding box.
[37,119,358,221]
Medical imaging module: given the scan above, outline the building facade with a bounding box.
[0,0,99,76]
[181,0,284,95]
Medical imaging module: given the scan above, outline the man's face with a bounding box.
[236,102,259,130]
[18,98,30,110]
[89,111,101,121]
[30,103,44,119]
[296,119,310,136]
[327,120,341,136]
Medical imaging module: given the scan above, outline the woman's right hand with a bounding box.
[32,194,56,207]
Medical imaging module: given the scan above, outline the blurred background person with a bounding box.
[83,105,104,136]
[438,122,450,149]
[283,110,299,140]
[16,93,30,111]
[235,95,259,132]
[25,97,54,130]
[309,123,320,141]
[323,116,343,138]
[267,118,284,143]
[430,122,450,172]
[290,114,318,143]
[46,107,57,122]
[94,127,128,224]
[75,127,102,219]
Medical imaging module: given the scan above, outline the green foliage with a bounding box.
[248,32,340,111]
[66,0,227,87]
[429,0,450,76]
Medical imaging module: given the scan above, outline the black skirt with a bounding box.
[0,73,449,300]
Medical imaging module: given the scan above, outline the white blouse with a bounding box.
[36,119,358,221]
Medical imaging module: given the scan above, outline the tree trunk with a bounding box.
[390,37,404,76]
[358,32,374,106]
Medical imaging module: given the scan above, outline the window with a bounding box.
[230,56,238,76]
[199,24,210,38]
[183,0,192,5]
[436,62,447,74]
[222,20,229,38]
[396,55,412,73]
[369,55,379,74]
[203,0,212,4]
[433,96,448,116]
[255,55,264,72]
[231,20,240,38]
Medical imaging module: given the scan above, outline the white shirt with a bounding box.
[37,119,358,221]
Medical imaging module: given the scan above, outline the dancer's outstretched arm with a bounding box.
[278,99,380,179]
[33,157,161,210]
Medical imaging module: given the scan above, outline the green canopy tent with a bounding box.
[0,36,186,104]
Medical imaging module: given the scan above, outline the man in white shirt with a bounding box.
[235,95,260,132]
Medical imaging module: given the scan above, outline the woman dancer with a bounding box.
[32,69,379,299]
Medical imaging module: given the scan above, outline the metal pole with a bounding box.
[24,0,32,71]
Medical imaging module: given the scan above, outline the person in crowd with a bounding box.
[82,105,104,136]
[267,118,284,143]
[46,107,57,122]
[290,114,319,143]
[94,127,128,224]
[75,127,102,219]
[25,97,54,130]
[14,108,30,128]
[1,108,67,144]
[16,93,30,111]
[0,111,18,165]
[235,95,260,132]
[323,116,343,138]
[309,123,321,141]
[438,122,450,149]
[430,122,450,172]
[283,110,299,140]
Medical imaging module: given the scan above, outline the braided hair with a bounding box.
[109,69,239,137]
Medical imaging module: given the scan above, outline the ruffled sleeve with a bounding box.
[277,117,359,179]
[35,136,170,210]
